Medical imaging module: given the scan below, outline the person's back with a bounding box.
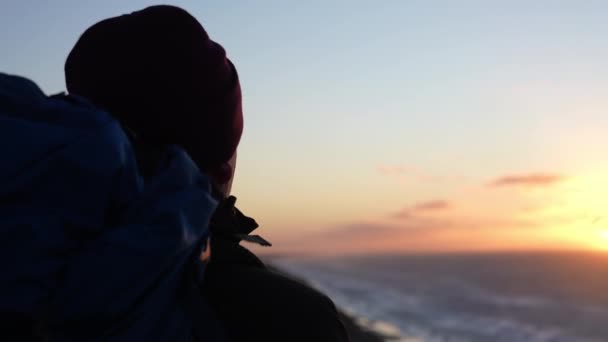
[64,5,350,342]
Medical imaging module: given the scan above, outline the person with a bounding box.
[64,5,350,342]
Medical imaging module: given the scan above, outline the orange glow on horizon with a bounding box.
[251,168,608,256]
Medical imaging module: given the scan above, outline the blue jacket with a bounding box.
[0,73,220,341]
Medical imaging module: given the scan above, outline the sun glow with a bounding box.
[521,170,608,251]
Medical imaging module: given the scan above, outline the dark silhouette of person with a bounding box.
[64,5,350,342]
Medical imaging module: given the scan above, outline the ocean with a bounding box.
[272,252,608,342]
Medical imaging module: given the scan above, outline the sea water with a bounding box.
[273,252,608,342]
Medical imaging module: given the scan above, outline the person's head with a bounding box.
[65,5,242,196]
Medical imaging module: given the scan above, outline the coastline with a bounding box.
[337,311,386,342]
[267,264,387,342]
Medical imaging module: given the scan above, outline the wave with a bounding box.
[274,256,607,342]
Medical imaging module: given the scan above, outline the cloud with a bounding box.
[489,173,566,187]
[320,218,451,241]
[323,222,405,238]
[414,200,450,211]
[393,200,451,219]
[267,214,546,256]
[268,220,447,255]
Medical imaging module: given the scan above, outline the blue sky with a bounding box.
[2,1,608,253]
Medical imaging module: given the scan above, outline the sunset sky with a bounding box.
[2,1,607,255]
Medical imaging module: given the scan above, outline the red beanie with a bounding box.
[65,5,243,171]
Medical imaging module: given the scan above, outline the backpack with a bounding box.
[0,73,223,341]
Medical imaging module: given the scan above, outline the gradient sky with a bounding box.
[2,1,607,255]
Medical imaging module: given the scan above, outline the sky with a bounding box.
[2,1,607,255]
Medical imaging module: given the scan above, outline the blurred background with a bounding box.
[3,1,608,341]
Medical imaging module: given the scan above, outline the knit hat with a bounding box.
[65,5,243,171]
